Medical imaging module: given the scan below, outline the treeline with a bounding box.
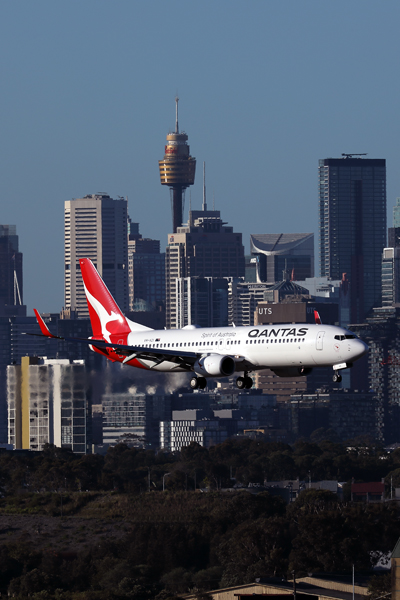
[0,439,400,599]
[2,437,400,495]
[0,490,398,599]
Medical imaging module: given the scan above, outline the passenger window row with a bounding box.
[141,340,241,349]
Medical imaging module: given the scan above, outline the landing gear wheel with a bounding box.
[244,376,253,389]
[190,377,199,390]
[198,377,207,390]
[333,372,342,383]
[236,376,246,390]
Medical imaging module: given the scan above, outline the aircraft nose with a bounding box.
[355,339,369,357]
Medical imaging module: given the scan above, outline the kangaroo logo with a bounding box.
[83,284,126,343]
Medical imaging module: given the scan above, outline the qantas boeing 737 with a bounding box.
[32,258,368,390]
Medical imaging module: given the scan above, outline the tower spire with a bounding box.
[175,96,179,134]
[202,161,207,211]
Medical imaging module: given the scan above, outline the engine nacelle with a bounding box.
[194,354,236,377]
[271,367,313,378]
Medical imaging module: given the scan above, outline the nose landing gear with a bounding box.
[332,372,342,383]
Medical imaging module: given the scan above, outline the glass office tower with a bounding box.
[319,157,386,323]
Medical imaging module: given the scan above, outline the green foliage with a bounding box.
[0,439,400,597]
[367,572,391,600]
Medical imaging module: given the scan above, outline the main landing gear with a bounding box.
[236,374,253,390]
[190,376,207,390]
[332,371,342,383]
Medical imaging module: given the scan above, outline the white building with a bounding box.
[228,281,272,327]
[160,409,230,452]
[382,247,400,307]
[64,194,128,318]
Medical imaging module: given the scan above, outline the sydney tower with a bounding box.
[159,98,196,233]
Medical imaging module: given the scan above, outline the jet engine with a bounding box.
[271,367,313,378]
[194,354,236,377]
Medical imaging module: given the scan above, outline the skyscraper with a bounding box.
[64,194,128,318]
[0,225,25,444]
[127,221,165,312]
[394,198,400,227]
[319,156,386,322]
[0,225,23,311]
[175,277,231,328]
[388,199,400,250]
[165,208,245,328]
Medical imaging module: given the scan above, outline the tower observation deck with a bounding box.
[159,98,196,233]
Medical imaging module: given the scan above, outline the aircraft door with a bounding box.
[316,331,325,351]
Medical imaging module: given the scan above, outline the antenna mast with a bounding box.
[14,267,22,305]
[175,96,179,134]
[202,161,207,211]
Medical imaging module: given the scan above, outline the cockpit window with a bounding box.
[334,334,357,341]
[345,334,356,339]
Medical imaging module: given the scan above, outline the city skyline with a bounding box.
[1,1,400,313]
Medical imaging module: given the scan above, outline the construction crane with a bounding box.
[341,153,368,158]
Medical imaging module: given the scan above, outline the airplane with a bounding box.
[32,258,368,390]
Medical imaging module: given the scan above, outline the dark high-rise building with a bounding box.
[127,222,165,312]
[176,277,231,328]
[165,208,245,328]
[319,156,386,322]
[349,307,400,443]
[388,228,400,249]
[0,225,23,309]
[0,225,25,444]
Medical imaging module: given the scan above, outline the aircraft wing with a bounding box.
[26,327,198,368]
[27,309,250,372]
[25,332,251,371]
[27,312,239,371]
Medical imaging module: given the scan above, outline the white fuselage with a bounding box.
[125,322,368,374]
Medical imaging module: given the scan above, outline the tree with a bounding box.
[217,517,291,586]
[367,572,391,600]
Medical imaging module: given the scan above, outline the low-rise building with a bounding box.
[351,482,385,502]
[160,409,231,451]
[101,391,171,448]
[290,391,379,442]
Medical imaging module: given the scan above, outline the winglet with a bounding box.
[314,310,322,325]
[33,309,59,339]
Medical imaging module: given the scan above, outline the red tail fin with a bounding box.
[314,310,322,325]
[79,259,131,343]
[33,309,59,339]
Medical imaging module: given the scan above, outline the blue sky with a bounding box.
[1,1,400,312]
